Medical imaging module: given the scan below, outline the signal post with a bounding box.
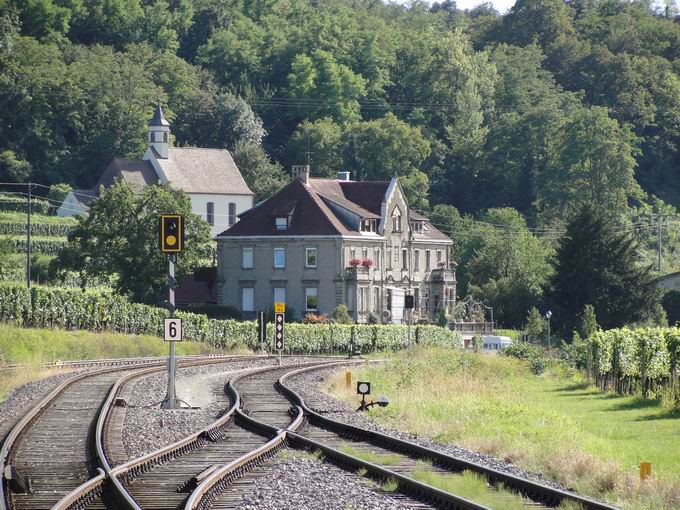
[159,214,184,409]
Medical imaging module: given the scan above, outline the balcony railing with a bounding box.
[345,266,371,281]
[429,267,456,282]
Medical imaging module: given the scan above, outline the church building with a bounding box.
[57,104,254,237]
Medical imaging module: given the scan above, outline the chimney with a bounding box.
[292,165,310,184]
[337,171,350,181]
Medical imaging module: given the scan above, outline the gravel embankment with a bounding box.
[237,449,426,510]
[286,366,572,493]
[0,369,79,440]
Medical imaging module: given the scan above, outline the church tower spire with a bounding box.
[148,101,170,159]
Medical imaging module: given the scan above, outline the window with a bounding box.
[242,247,254,269]
[350,248,356,260]
[361,219,375,232]
[163,132,168,142]
[275,217,288,230]
[374,248,381,270]
[242,288,254,312]
[359,287,368,312]
[414,250,420,271]
[402,249,408,270]
[392,207,402,232]
[386,289,392,311]
[347,286,354,311]
[207,202,214,226]
[373,287,380,313]
[228,203,236,226]
[426,250,431,271]
[305,288,318,310]
[362,248,368,260]
[437,250,443,265]
[387,249,392,269]
[305,247,317,268]
[274,287,286,305]
[274,248,285,268]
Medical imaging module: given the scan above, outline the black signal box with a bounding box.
[159,214,184,253]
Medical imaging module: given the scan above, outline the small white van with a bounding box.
[482,335,513,351]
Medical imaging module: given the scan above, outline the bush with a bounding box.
[332,304,353,324]
[502,342,545,374]
[0,282,462,354]
[176,303,242,320]
[0,193,51,214]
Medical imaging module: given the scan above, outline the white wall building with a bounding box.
[58,103,254,237]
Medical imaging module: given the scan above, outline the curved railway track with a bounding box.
[4,358,621,510]
[187,363,621,510]
[0,355,270,510]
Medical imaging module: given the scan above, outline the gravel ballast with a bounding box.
[286,365,572,493]
[0,369,80,440]
[237,449,426,510]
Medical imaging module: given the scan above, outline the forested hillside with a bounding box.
[2,0,680,326]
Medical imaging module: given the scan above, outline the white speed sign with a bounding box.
[164,318,183,342]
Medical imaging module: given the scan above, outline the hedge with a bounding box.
[0,221,75,237]
[0,193,51,214]
[0,283,462,353]
[587,327,680,398]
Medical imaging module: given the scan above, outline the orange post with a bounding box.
[345,371,352,389]
[640,462,652,481]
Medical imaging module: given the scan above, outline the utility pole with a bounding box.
[26,183,31,288]
[162,254,178,409]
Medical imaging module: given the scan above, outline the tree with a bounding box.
[331,304,352,324]
[579,304,598,338]
[288,118,343,177]
[547,203,660,333]
[232,141,287,202]
[524,307,546,341]
[56,180,212,305]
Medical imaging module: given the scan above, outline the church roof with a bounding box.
[155,147,253,195]
[148,102,170,127]
[96,158,158,191]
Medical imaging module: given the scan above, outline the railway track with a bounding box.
[0,355,269,510]
[187,363,620,510]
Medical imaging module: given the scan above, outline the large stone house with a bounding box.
[57,104,254,237]
[216,166,456,323]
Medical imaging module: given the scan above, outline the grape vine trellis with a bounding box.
[0,283,462,354]
[588,327,680,398]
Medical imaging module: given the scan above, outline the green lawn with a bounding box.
[327,348,680,509]
[0,323,229,402]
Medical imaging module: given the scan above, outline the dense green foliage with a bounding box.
[0,282,462,353]
[4,0,680,328]
[547,204,659,333]
[55,181,213,304]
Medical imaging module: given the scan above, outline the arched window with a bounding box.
[207,202,214,226]
[228,202,236,226]
[391,206,402,232]
[163,132,168,142]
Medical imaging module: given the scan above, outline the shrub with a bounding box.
[502,342,545,375]
[471,333,483,353]
[0,282,462,354]
[332,304,353,324]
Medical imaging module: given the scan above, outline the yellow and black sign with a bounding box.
[159,214,184,253]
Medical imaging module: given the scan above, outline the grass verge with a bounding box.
[337,443,401,466]
[326,347,680,510]
[0,323,235,403]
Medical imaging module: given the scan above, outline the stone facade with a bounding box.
[217,171,455,323]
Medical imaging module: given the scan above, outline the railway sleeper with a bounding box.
[178,464,221,493]
[3,465,31,494]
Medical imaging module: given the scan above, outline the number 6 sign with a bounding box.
[164,318,183,342]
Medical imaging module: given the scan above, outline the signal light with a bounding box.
[159,214,184,253]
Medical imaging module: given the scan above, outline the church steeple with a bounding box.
[148,101,170,159]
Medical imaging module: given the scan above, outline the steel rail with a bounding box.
[183,361,356,510]
[52,356,273,510]
[0,360,169,510]
[60,360,342,510]
[278,363,620,510]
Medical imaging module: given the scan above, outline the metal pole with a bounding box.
[26,183,31,288]
[547,318,551,355]
[407,307,412,350]
[163,255,178,409]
